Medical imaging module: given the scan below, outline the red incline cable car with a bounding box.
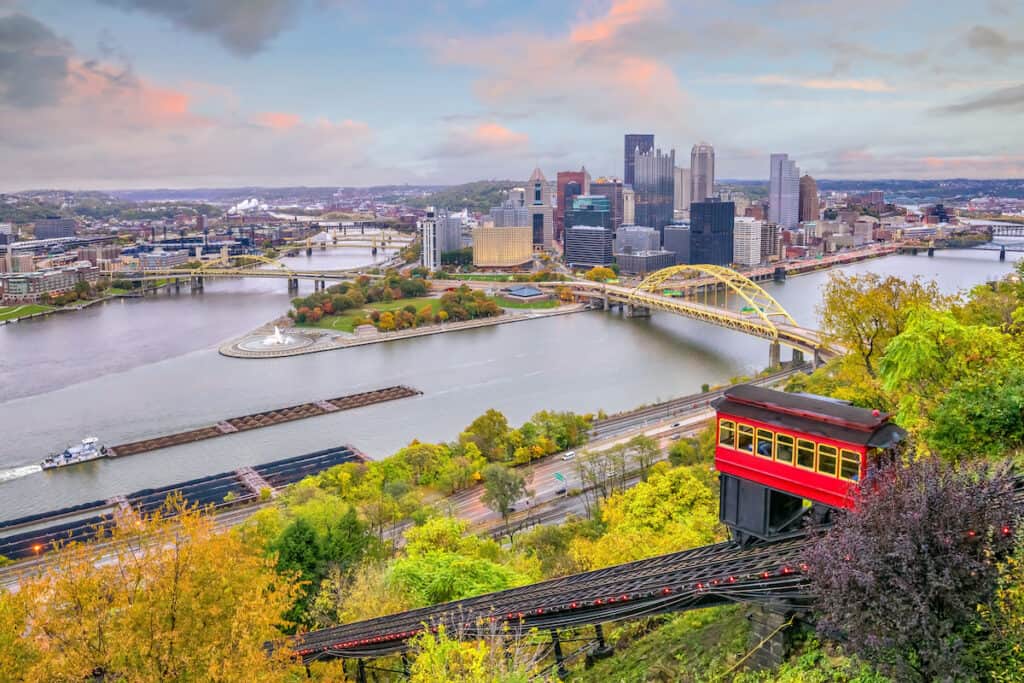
[712,385,906,544]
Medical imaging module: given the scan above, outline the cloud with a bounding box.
[94,0,303,56]
[751,74,895,92]
[966,25,1024,62]
[937,84,1024,114]
[431,122,529,158]
[817,146,1024,179]
[433,0,689,131]
[0,13,71,107]
[257,111,301,130]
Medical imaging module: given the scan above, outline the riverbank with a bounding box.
[219,302,590,358]
[0,294,122,325]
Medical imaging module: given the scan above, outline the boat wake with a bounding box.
[0,465,42,483]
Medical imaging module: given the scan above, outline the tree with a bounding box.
[966,544,1024,679]
[1,497,302,682]
[804,456,1020,681]
[625,434,660,479]
[462,409,510,461]
[377,311,396,331]
[584,266,616,282]
[668,438,699,466]
[481,463,527,539]
[409,624,540,683]
[818,273,947,378]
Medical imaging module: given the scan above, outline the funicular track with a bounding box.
[295,474,1024,663]
[295,536,812,661]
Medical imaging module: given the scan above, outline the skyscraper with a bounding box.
[690,142,715,203]
[419,207,439,271]
[673,167,691,218]
[633,147,675,237]
[690,198,734,266]
[490,189,529,228]
[623,134,654,186]
[527,167,553,249]
[733,217,763,267]
[555,167,590,241]
[799,174,819,223]
[589,177,626,231]
[769,154,800,229]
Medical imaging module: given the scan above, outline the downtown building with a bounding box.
[674,166,691,220]
[472,226,532,268]
[615,225,661,254]
[689,198,735,266]
[564,194,614,267]
[33,217,77,240]
[623,133,654,186]
[690,142,715,203]
[769,154,800,229]
[419,207,461,270]
[555,168,590,242]
[527,168,554,249]
[663,223,690,265]
[615,250,676,276]
[589,177,627,231]
[733,217,763,267]
[799,174,819,223]
[633,147,675,237]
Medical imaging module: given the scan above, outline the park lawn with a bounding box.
[495,296,559,309]
[298,296,444,333]
[0,304,55,322]
[446,273,518,282]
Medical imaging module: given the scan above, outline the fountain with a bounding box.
[263,325,292,346]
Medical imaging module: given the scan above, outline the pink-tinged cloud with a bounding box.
[257,112,302,129]
[570,0,665,44]
[471,122,529,147]
[753,75,895,92]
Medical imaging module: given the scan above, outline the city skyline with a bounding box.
[1,0,1023,190]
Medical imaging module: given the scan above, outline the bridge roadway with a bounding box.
[543,280,835,362]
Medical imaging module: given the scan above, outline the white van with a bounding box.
[561,450,576,461]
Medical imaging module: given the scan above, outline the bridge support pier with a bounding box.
[1001,245,1007,262]
[626,304,650,318]
[928,247,935,257]
[174,278,180,293]
[744,606,795,672]
[287,278,299,294]
[550,628,568,680]
[585,623,614,666]
[768,341,781,369]
[791,349,804,366]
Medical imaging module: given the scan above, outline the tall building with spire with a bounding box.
[623,133,654,187]
[799,174,819,223]
[555,167,590,242]
[633,147,675,237]
[690,142,715,203]
[527,167,553,249]
[769,154,800,229]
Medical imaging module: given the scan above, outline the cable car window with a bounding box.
[840,449,861,481]
[796,439,815,469]
[756,429,773,458]
[718,420,735,448]
[817,444,838,477]
[736,424,754,452]
[775,434,794,464]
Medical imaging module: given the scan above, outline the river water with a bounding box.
[0,248,1015,519]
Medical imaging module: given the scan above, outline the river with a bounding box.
[0,248,1016,519]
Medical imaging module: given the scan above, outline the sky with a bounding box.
[1,0,1023,190]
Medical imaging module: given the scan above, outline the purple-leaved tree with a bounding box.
[804,456,1020,681]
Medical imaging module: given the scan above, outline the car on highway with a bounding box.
[671,422,682,428]
[561,450,576,461]
[670,434,683,440]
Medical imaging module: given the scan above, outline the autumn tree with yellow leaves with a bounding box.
[0,497,305,683]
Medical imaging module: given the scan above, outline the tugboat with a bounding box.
[41,437,109,470]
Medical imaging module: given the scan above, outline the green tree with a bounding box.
[585,266,616,282]
[462,409,510,461]
[481,463,527,539]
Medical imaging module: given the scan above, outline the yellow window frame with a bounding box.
[840,449,861,482]
[817,444,838,477]
[796,439,815,470]
[718,419,736,448]
[755,429,774,459]
[775,434,795,465]
[736,424,755,453]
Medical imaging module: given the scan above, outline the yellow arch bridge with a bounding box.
[545,264,837,367]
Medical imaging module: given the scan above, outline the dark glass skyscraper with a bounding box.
[633,147,675,237]
[689,198,735,266]
[623,134,654,186]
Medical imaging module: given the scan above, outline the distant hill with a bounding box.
[408,180,524,214]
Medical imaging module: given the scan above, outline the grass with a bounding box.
[445,273,518,282]
[494,296,559,309]
[0,304,55,322]
[572,605,752,682]
[297,296,444,333]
